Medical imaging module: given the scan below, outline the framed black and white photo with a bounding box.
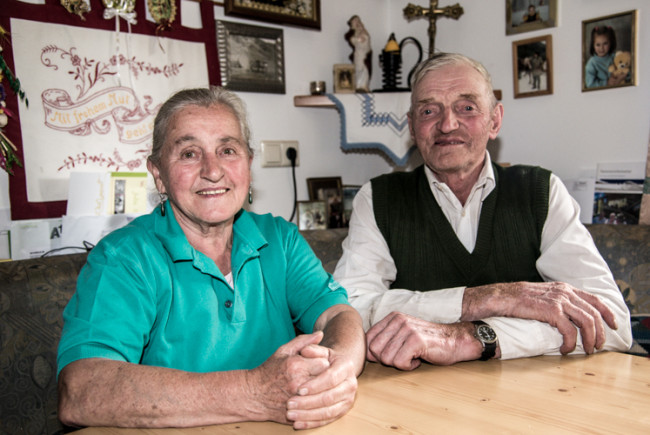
[216,20,285,94]
[512,35,553,98]
[582,10,637,92]
[225,0,321,30]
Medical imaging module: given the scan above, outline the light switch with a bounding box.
[262,142,282,166]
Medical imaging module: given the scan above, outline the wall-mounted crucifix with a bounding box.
[403,1,464,57]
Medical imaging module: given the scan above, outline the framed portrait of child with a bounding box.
[582,10,637,92]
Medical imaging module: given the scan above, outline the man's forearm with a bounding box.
[460,280,629,358]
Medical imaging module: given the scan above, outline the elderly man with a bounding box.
[333,53,632,370]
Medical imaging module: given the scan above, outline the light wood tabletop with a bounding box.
[76,351,650,434]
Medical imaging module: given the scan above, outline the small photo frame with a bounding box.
[512,35,553,98]
[333,64,355,93]
[506,0,557,36]
[582,10,637,92]
[342,185,361,226]
[216,20,285,94]
[297,200,328,230]
[307,177,344,228]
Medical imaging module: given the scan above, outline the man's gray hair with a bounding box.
[149,86,252,165]
[409,53,497,112]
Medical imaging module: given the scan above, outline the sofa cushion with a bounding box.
[0,253,87,435]
[299,228,348,274]
[584,224,650,316]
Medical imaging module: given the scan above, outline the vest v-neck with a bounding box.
[420,168,497,279]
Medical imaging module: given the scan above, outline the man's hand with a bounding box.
[462,281,618,354]
[366,313,482,370]
[246,331,330,425]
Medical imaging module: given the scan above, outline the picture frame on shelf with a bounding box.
[506,0,557,35]
[216,20,285,94]
[333,64,355,94]
[582,10,637,92]
[307,177,344,228]
[297,200,328,230]
[342,185,361,226]
[224,0,321,30]
[512,35,553,99]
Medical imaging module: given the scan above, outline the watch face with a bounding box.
[477,325,497,343]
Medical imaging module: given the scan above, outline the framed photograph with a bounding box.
[582,10,637,92]
[506,0,557,35]
[216,20,285,94]
[224,0,321,30]
[333,64,355,94]
[307,177,344,228]
[512,35,553,98]
[297,201,328,230]
[342,185,361,226]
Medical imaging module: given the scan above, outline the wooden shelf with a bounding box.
[293,95,335,107]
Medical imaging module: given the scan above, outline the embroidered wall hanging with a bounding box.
[1,0,219,220]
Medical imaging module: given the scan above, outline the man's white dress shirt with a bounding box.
[333,153,632,359]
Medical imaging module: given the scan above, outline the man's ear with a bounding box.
[147,159,165,194]
[489,103,504,140]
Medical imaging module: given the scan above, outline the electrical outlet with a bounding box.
[260,141,299,167]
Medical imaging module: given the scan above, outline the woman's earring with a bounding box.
[159,193,166,216]
[248,186,253,204]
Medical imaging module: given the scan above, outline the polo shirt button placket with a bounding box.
[224,300,233,308]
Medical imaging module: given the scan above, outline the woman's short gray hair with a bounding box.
[149,86,252,165]
[409,53,497,112]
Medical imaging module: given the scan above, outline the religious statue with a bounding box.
[345,15,372,93]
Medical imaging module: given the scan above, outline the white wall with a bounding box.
[1,0,648,225]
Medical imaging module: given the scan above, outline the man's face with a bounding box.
[408,63,503,179]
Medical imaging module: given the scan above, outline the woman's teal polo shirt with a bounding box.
[57,206,349,375]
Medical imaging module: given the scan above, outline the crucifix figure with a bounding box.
[404,0,464,57]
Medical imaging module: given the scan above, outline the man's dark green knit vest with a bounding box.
[371,164,551,290]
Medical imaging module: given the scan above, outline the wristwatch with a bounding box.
[472,321,498,361]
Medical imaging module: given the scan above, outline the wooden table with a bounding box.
[77,352,650,434]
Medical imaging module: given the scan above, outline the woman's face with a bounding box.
[593,34,611,57]
[148,104,252,233]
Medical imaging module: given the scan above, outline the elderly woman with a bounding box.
[57,87,366,430]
